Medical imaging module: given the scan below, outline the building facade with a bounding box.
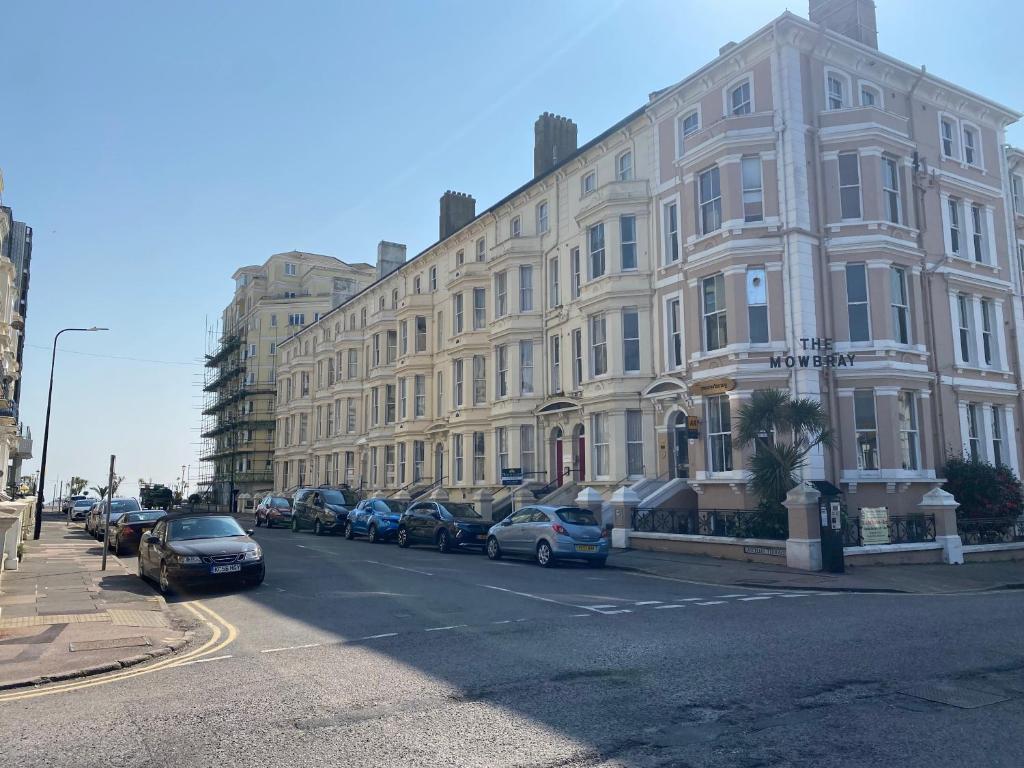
[0,206,32,497]
[273,2,1024,520]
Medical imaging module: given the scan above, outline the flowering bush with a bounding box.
[942,456,1024,519]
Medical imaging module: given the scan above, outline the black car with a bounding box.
[108,510,166,555]
[396,500,491,553]
[138,513,264,594]
[291,486,360,535]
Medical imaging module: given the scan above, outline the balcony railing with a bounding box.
[632,507,788,541]
[203,364,245,392]
[0,399,17,422]
[957,517,1024,546]
[841,514,936,547]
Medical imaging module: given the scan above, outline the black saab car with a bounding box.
[138,513,264,594]
[291,486,360,535]
[396,500,491,553]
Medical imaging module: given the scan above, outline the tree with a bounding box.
[735,389,833,505]
[90,484,108,499]
[89,475,124,499]
[69,476,88,495]
[943,455,1023,519]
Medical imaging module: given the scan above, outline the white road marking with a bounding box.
[600,609,633,615]
[261,643,322,654]
[585,604,618,609]
[178,654,233,666]
[491,620,512,624]
[716,594,746,598]
[654,604,687,610]
[696,601,726,606]
[634,601,662,606]
[295,545,309,549]
[365,560,434,577]
[424,624,468,632]
[478,584,586,611]
[780,593,812,598]
[739,596,772,601]
[359,632,399,640]
[677,598,704,602]
[569,613,592,617]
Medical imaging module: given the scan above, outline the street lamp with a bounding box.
[33,326,109,540]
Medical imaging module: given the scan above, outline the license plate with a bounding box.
[575,545,597,553]
[211,564,241,574]
[476,534,487,540]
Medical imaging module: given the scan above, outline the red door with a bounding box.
[577,437,586,481]
[555,440,564,487]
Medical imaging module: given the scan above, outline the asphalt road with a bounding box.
[3,516,1024,767]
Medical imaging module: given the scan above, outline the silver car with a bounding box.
[486,505,609,568]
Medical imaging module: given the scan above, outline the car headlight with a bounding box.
[176,555,202,565]
[243,547,263,561]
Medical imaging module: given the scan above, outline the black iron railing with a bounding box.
[631,507,788,541]
[957,517,1024,546]
[532,467,571,499]
[841,514,936,547]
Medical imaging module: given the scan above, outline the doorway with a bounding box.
[550,427,564,487]
[669,412,690,479]
[434,442,445,483]
[572,423,586,482]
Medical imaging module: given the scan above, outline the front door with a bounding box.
[577,436,586,482]
[673,422,690,479]
[434,444,444,483]
[555,439,564,486]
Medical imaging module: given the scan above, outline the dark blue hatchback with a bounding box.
[344,498,409,543]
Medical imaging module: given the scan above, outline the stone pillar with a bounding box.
[475,489,494,521]
[920,487,963,565]
[0,509,21,571]
[575,486,604,517]
[391,490,411,503]
[784,484,822,571]
[429,486,449,502]
[608,487,640,550]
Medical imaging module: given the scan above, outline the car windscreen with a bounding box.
[271,497,291,508]
[321,489,358,506]
[122,511,165,524]
[73,500,94,508]
[555,507,600,526]
[167,516,246,541]
[379,500,406,514]
[443,503,481,518]
[110,499,142,513]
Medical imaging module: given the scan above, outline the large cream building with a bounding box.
[273,1,1024,522]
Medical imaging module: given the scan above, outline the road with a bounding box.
[3,516,1023,767]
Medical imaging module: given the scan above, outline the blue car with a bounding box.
[344,498,409,543]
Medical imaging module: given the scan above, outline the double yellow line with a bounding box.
[0,600,238,703]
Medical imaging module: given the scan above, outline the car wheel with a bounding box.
[291,517,300,533]
[586,558,607,569]
[437,529,451,554]
[536,541,554,568]
[314,519,323,536]
[137,553,148,581]
[397,526,410,548]
[368,525,378,544]
[344,521,354,540]
[486,536,501,560]
[158,563,174,595]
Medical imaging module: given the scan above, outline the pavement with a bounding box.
[1,512,1022,767]
[0,515,192,690]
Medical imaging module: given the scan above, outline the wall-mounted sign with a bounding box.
[860,507,890,545]
[698,379,735,396]
[743,545,785,557]
[501,467,523,486]
[769,337,856,369]
[687,415,700,440]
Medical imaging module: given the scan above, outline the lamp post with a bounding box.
[33,327,109,540]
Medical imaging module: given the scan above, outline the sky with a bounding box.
[1,0,1021,500]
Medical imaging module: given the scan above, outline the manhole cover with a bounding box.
[899,684,1011,709]
[70,636,152,652]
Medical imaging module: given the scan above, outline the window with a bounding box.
[966,403,980,461]
[706,395,733,472]
[667,298,682,367]
[588,223,606,279]
[741,157,763,222]
[476,237,486,262]
[572,329,583,389]
[299,412,308,443]
[453,292,464,333]
[372,334,381,366]
[1013,174,1023,215]
[361,308,367,327]
[415,316,427,353]
[550,335,561,393]
[326,356,334,384]
[890,267,910,344]
[473,288,486,329]
[981,298,995,366]
[898,392,919,470]
[948,198,962,255]
[385,384,396,424]
[284,262,297,276]
[392,288,399,308]
[495,272,507,317]
[747,268,769,343]
[472,355,486,405]
[971,204,985,262]
[456,249,464,267]
[702,273,727,351]
[385,445,396,486]
[992,406,1004,466]
[510,215,521,239]
[372,388,380,425]
[677,111,699,157]
[520,340,534,394]
[436,371,443,414]
[592,413,609,477]
[626,410,644,476]
[617,150,633,181]
[549,257,560,307]
[429,266,437,291]
[414,375,425,417]
[581,170,596,196]
[963,126,977,166]
[399,378,407,419]
[399,320,408,356]
[454,434,464,482]
[414,275,421,294]
[496,345,509,398]
[520,425,536,476]
[827,73,845,110]
[622,309,640,373]
[413,441,425,481]
[270,314,277,327]
[664,201,679,262]
[729,81,751,115]
[347,349,358,379]
[497,427,509,473]
[346,398,356,433]
[882,157,901,224]
[838,152,861,219]
[941,118,955,158]
[853,390,879,470]
[571,247,582,298]
[957,294,972,363]
[860,84,878,106]
[537,201,549,234]
[519,265,534,311]
[620,215,637,270]
[269,342,277,356]
[846,264,870,342]
[453,359,464,407]
[698,167,722,234]
[590,314,608,376]
[397,443,406,485]
[473,432,486,483]
[437,311,444,349]
[386,330,397,363]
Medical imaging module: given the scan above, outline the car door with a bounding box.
[141,519,167,576]
[500,508,535,554]
[294,491,311,527]
[409,502,435,543]
[350,501,368,533]
[528,509,556,552]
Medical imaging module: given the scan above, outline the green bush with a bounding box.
[942,455,1024,519]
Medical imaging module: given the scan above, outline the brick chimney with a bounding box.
[377,241,406,280]
[439,191,476,241]
[809,0,878,50]
[534,113,578,177]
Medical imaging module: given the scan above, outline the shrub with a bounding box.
[942,455,1024,519]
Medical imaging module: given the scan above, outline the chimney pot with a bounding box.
[439,190,477,241]
[534,112,578,177]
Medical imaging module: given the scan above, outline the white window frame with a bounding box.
[519,265,534,311]
[741,156,763,223]
[970,203,987,263]
[858,80,883,109]
[473,287,486,329]
[706,395,733,473]
[725,76,753,116]
[588,223,606,279]
[453,434,464,482]
[747,268,769,344]
[453,292,464,334]
[667,297,683,368]
[825,69,849,111]
[663,198,680,263]
[675,109,700,158]
[592,413,609,478]
[495,272,508,318]
[536,201,549,234]
[414,374,425,417]
[622,308,640,373]
[581,170,596,197]
[496,344,509,399]
[1012,174,1024,215]
[548,256,560,308]
[476,237,486,262]
[550,335,561,393]
[284,262,297,276]
[939,114,958,160]
[510,215,521,239]
[617,150,633,181]
[698,166,722,235]
[838,152,862,220]
[948,197,963,256]
[846,263,871,342]
[853,390,879,470]
[957,294,973,364]
[620,215,637,270]
[980,297,996,367]
[882,156,901,224]
[590,314,608,377]
[961,122,982,168]
[520,340,534,395]
[890,266,910,345]
[702,274,727,352]
[571,246,582,298]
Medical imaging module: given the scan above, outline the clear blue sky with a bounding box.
[2,0,1021,499]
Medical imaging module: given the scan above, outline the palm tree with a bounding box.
[735,389,833,505]
[69,476,88,495]
[90,484,108,499]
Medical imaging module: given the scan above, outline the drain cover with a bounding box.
[69,636,152,652]
[899,684,1011,709]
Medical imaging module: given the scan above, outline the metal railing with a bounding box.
[957,517,1024,546]
[841,513,936,547]
[531,467,571,499]
[631,507,787,541]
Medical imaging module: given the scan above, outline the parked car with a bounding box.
[70,498,97,521]
[86,498,143,539]
[344,498,408,542]
[107,510,166,555]
[291,486,360,535]
[486,505,608,567]
[396,500,491,552]
[138,513,264,594]
[254,494,293,528]
[63,494,87,515]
